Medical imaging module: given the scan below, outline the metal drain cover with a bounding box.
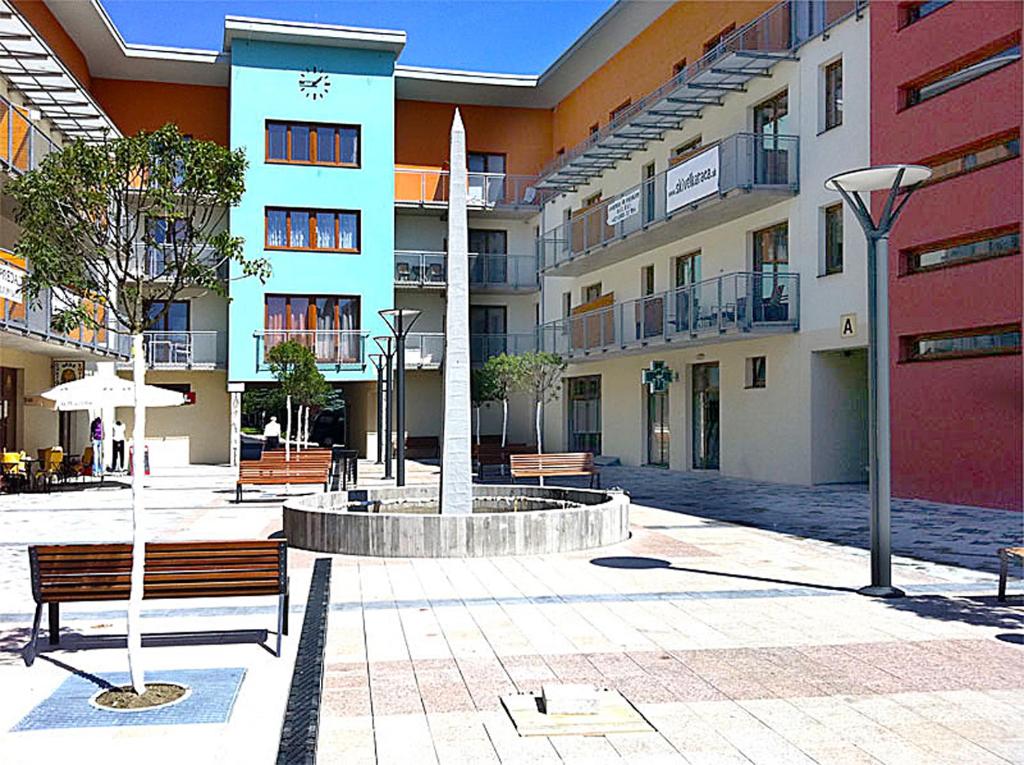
[501,686,653,737]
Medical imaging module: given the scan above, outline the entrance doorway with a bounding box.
[567,376,601,453]
[1,367,17,452]
[692,362,719,469]
[646,388,670,466]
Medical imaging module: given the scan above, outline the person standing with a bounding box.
[111,419,126,473]
[90,416,104,477]
[263,416,282,450]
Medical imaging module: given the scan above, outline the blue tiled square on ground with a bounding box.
[12,667,246,731]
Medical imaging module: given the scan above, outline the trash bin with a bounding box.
[128,445,150,476]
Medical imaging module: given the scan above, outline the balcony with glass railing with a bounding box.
[0,94,59,176]
[131,242,227,282]
[253,329,369,372]
[537,0,864,191]
[0,250,125,357]
[114,331,222,370]
[404,333,445,369]
[471,332,536,366]
[537,271,799,361]
[394,168,546,212]
[394,250,540,292]
[539,132,799,276]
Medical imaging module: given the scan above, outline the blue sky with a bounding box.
[103,0,616,75]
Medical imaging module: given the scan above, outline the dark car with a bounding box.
[311,408,347,447]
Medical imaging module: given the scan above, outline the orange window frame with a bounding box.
[265,120,360,168]
[263,294,361,331]
[264,208,361,254]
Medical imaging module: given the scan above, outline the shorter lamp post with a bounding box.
[368,352,385,465]
[373,335,396,480]
[824,163,932,599]
[380,308,422,487]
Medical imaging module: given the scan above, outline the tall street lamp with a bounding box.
[373,335,396,480]
[380,308,422,487]
[368,352,385,465]
[825,164,932,599]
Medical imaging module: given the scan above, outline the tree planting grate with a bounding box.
[276,557,332,765]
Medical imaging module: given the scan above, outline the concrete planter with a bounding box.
[283,485,630,558]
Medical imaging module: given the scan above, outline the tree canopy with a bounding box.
[267,340,332,410]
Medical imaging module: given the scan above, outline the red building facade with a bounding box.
[871,1,1022,509]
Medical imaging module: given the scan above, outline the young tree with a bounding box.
[515,351,567,472]
[470,366,499,446]
[481,353,523,448]
[9,124,266,694]
[266,340,331,456]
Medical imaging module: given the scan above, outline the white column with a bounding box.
[440,109,473,515]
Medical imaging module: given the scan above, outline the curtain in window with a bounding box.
[289,296,310,352]
[267,210,287,248]
[339,214,357,250]
[291,126,310,162]
[290,211,309,248]
[317,127,334,163]
[340,298,359,362]
[265,296,286,351]
[315,297,335,362]
[268,123,287,160]
[340,128,358,165]
[316,213,336,249]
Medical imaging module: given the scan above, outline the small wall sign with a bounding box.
[642,360,676,393]
[840,313,857,338]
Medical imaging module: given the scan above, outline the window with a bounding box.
[562,291,572,318]
[746,356,767,388]
[589,123,600,137]
[583,283,602,303]
[643,162,656,224]
[925,132,1020,185]
[903,325,1021,361]
[266,121,359,166]
[641,265,655,296]
[468,229,508,283]
[671,135,702,163]
[824,59,843,131]
[905,227,1020,273]
[672,58,687,77]
[753,222,789,311]
[264,294,361,363]
[470,305,507,364]
[675,251,702,287]
[703,23,736,54]
[905,41,1021,107]
[824,203,844,275]
[902,1,953,28]
[468,152,506,175]
[146,301,189,331]
[265,208,359,252]
[609,99,632,123]
[583,191,602,208]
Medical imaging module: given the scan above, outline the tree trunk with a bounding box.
[285,394,292,462]
[305,406,311,448]
[535,399,544,487]
[474,406,481,446]
[128,332,147,694]
[297,405,304,452]
[501,398,508,447]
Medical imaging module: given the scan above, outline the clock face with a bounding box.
[298,65,331,100]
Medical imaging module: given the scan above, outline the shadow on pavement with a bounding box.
[879,594,1024,630]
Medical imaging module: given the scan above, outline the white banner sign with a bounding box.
[666,145,720,214]
[0,260,24,303]
[606,187,641,226]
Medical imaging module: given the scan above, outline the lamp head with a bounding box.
[825,164,932,193]
[379,308,422,337]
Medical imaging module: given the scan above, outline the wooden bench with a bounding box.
[473,443,533,478]
[998,547,1023,602]
[26,539,289,662]
[509,452,600,488]
[236,450,332,502]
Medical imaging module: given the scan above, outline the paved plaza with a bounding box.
[0,464,1021,764]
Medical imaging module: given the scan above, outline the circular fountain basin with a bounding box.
[283,484,630,557]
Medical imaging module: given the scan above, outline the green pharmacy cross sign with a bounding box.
[642,360,676,393]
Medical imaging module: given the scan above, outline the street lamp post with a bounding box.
[368,352,385,465]
[373,335,396,480]
[825,164,932,599]
[380,308,422,487]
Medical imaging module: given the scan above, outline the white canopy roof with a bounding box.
[38,375,187,411]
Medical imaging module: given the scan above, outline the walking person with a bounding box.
[90,416,104,477]
[263,416,282,450]
[111,419,126,473]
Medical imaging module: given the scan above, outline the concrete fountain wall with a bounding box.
[283,485,630,558]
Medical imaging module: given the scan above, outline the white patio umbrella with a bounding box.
[37,375,187,411]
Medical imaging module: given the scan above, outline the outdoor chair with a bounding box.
[36,447,64,491]
[1,452,28,493]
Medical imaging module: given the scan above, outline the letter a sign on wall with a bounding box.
[666,145,719,214]
[840,313,857,338]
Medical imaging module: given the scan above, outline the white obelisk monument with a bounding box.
[440,109,473,515]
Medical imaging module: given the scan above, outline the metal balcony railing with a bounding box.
[470,333,537,365]
[0,93,58,175]
[394,251,540,291]
[538,271,799,359]
[394,251,447,287]
[394,168,546,208]
[540,132,799,272]
[404,333,445,369]
[254,329,368,371]
[538,0,865,190]
[131,242,227,281]
[136,331,221,369]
